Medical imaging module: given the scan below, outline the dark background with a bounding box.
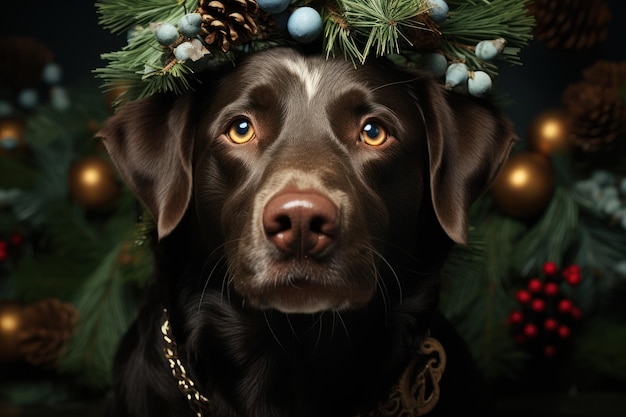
[1,1,625,416]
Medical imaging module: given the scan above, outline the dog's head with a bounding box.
[98,48,515,314]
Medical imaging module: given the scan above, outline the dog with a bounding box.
[98,48,516,417]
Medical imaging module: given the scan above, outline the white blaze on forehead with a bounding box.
[281,56,322,101]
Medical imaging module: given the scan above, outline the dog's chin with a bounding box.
[240,280,375,314]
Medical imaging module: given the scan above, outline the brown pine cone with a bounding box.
[16,298,78,366]
[197,0,260,52]
[562,61,626,152]
[405,11,442,52]
[582,61,626,89]
[528,0,611,50]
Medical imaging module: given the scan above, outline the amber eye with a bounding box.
[227,119,255,144]
[360,121,387,146]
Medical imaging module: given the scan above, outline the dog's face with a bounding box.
[99,48,515,315]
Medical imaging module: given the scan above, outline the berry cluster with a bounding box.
[0,232,23,264]
[508,261,583,358]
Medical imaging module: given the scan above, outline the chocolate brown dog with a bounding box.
[98,48,515,417]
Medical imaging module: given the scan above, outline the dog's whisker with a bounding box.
[312,312,324,353]
[285,314,301,344]
[369,237,424,266]
[368,246,403,305]
[263,311,287,353]
[335,311,351,345]
[370,76,422,92]
[198,255,228,313]
[197,238,245,312]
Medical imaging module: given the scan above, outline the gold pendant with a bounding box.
[363,337,446,417]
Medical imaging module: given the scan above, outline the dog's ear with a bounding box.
[422,86,517,245]
[97,94,196,239]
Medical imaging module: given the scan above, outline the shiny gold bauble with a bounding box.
[527,108,571,155]
[491,151,555,220]
[68,156,120,210]
[0,118,26,155]
[0,300,23,364]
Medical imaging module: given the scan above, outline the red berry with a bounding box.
[564,264,580,276]
[544,282,560,297]
[544,317,558,331]
[558,325,571,339]
[531,298,546,312]
[523,323,538,338]
[9,232,22,247]
[516,289,532,304]
[527,278,543,293]
[565,272,581,286]
[543,261,558,276]
[558,299,573,313]
[544,345,557,357]
[509,310,524,325]
[570,306,582,320]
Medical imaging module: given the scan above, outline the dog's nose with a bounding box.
[263,190,339,257]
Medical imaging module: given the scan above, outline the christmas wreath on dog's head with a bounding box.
[95,0,534,106]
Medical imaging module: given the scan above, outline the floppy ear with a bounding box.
[421,86,517,245]
[96,94,196,239]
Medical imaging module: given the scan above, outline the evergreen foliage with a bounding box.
[95,0,534,106]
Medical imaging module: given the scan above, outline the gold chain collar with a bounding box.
[161,310,446,417]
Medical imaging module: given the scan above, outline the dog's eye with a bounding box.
[227,119,255,144]
[360,122,387,146]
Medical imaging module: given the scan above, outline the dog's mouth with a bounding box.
[243,273,375,314]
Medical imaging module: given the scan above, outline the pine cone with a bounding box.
[16,298,78,366]
[197,0,260,52]
[562,61,626,152]
[405,11,442,52]
[528,0,611,50]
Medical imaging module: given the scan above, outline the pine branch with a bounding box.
[511,187,579,276]
[96,0,198,34]
[58,245,141,389]
[338,0,429,61]
[95,20,199,107]
[441,0,534,76]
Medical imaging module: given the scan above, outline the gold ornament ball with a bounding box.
[0,118,25,154]
[69,156,120,209]
[491,152,555,220]
[527,108,570,155]
[0,300,23,363]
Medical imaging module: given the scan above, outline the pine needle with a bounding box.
[58,245,140,389]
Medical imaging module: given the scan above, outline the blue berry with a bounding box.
[475,38,506,61]
[174,42,192,61]
[18,89,39,109]
[51,86,70,111]
[428,0,449,24]
[258,0,290,14]
[178,13,202,38]
[155,23,180,46]
[468,71,492,96]
[42,62,62,84]
[287,7,323,43]
[422,53,447,78]
[444,62,468,90]
[0,100,13,117]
